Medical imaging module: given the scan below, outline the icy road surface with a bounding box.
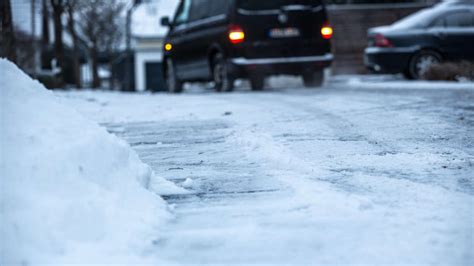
[59,79,474,265]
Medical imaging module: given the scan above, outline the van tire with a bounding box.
[212,53,234,92]
[165,58,183,93]
[250,75,265,91]
[303,71,324,88]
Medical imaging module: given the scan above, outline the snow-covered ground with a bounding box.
[0,59,185,265]
[331,74,474,90]
[55,77,474,265]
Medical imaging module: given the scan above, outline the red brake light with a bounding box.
[321,25,333,39]
[229,25,245,44]
[374,33,392,47]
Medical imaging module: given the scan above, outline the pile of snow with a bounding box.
[0,59,180,264]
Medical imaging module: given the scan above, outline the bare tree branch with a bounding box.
[74,0,126,89]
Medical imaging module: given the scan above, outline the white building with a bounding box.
[131,0,179,92]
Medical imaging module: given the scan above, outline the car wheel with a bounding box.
[302,71,324,88]
[250,75,264,91]
[408,50,442,80]
[165,58,183,93]
[212,53,234,92]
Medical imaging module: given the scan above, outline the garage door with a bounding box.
[145,62,166,92]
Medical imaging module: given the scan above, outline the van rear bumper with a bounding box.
[231,54,333,65]
[228,54,332,77]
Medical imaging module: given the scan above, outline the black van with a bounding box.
[161,0,333,92]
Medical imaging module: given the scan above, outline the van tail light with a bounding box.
[321,25,333,39]
[229,25,245,44]
[374,33,393,47]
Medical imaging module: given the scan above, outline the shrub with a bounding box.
[423,61,474,82]
[37,73,63,89]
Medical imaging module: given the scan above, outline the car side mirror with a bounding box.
[161,16,171,27]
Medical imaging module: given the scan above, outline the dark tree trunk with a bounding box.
[66,6,81,88]
[50,0,64,87]
[109,61,115,90]
[90,45,101,89]
[41,0,51,69]
[1,0,17,63]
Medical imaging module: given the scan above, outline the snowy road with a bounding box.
[59,80,474,265]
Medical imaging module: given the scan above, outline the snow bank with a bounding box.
[0,59,176,264]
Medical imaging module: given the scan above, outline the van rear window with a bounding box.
[238,0,321,11]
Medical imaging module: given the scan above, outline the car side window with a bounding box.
[209,0,230,17]
[189,0,210,21]
[431,12,474,28]
[174,0,192,25]
[445,12,473,28]
[431,16,445,28]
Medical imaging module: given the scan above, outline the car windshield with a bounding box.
[238,0,322,10]
[391,8,439,29]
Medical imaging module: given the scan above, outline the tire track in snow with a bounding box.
[235,92,474,195]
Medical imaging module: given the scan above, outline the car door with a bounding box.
[175,0,206,80]
[188,0,230,80]
[168,0,192,79]
[431,10,474,61]
[176,0,230,81]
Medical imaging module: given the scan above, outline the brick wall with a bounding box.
[327,4,432,74]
